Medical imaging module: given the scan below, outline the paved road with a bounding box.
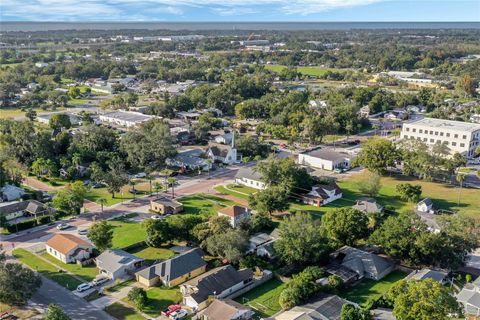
[30,275,113,320]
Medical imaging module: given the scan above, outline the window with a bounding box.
[446,133,450,137]
[445,141,449,145]
[435,131,438,136]
[419,129,423,133]
[454,134,458,138]
[452,142,457,146]
[412,128,416,133]
[429,131,433,135]
[430,139,434,143]
[463,135,467,139]
[423,138,427,142]
[440,132,444,136]
[460,143,465,147]
[406,127,410,132]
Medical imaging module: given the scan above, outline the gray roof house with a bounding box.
[0,200,51,221]
[135,248,207,287]
[352,197,384,214]
[266,293,351,320]
[1,184,25,202]
[330,246,395,281]
[96,249,144,280]
[404,268,449,285]
[234,167,266,190]
[166,149,212,171]
[457,277,480,316]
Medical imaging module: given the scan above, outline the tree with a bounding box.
[52,181,87,215]
[129,180,137,199]
[250,214,275,234]
[396,183,422,202]
[127,287,148,310]
[67,86,81,99]
[249,186,289,217]
[456,74,476,97]
[357,171,382,197]
[193,216,232,248]
[385,279,460,320]
[88,221,113,252]
[456,173,466,206]
[43,304,70,320]
[353,137,397,174]
[167,177,177,198]
[275,212,330,265]
[98,197,107,213]
[143,219,171,247]
[279,266,323,309]
[103,170,128,198]
[341,304,370,320]
[0,249,42,305]
[153,181,163,195]
[205,229,248,263]
[49,114,71,131]
[321,208,370,247]
[25,109,37,121]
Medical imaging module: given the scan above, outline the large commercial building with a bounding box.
[400,118,480,158]
[99,110,154,128]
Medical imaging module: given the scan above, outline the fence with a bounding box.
[224,270,273,300]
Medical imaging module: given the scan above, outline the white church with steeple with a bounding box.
[207,130,241,165]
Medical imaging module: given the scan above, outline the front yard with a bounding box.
[12,249,82,290]
[339,270,407,306]
[40,251,98,282]
[122,286,182,318]
[110,216,147,249]
[235,279,286,317]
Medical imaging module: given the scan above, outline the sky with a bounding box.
[1,0,479,22]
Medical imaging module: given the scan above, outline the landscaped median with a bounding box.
[12,248,83,290]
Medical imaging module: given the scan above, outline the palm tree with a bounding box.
[456,173,466,206]
[167,177,177,199]
[146,174,153,195]
[129,180,137,199]
[98,197,107,214]
[153,182,163,196]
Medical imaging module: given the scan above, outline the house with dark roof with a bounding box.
[218,205,251,228]
[46,233,93,264]
[234,167,266,190]
[352,197,384,214]
[150,196,184,215]
[0,200,52,221]
[180,265,253,311]
[330,246,395,281]
[298,149,354,171]
[207,133,240,165]
[301,183,343,207]
[196,299,254,320]
[96,249,145,280]
[166,149,212,172]
[266,293,351,320]
[457,276,480,316]
[405,268,449,285]
[135,248,206,287]
[1,184,25,201]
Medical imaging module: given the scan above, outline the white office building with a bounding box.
[400,118,480,158]
[99,110,155,128]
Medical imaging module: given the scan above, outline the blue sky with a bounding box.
[1,0,479,21]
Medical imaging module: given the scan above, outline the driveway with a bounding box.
[30,275,113,320]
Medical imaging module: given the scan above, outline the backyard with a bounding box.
[12,249,83,290]
[235,279,286,317]
[122,286,182,318]
[339,271,407,306]
[126,245,175,264]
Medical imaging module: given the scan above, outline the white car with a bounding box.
[169,310,188,320]
[92,276,109,286]
[56,223,71,230]
[76,283,93,292]
[151,215,163,220]
[78,229,88,235]
[134,172,147,178]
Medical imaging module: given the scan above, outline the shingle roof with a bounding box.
[289,293,350,320]
[218,205,249,218]
[234,167,263,182]
[405,269,447,283]
[46,233,92,255]
[96,249,144,273]
[184,265,253,304]
[136,248,206,281]
[352,198,384,213]
[208,143,233,157]
[331,246,394,279]
[151,196,183,209]
[302,149,351,161]
[198,299,252,320]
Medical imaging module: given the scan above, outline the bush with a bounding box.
[6,219,37,233]
[127,287,147,310]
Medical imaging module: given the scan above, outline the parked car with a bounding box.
[334,168,345,174]
[92,276,109,286]
[134,172,147,178]
[56,223,71,230]
[169,309,188,320]
[151,215,163,220]
[128,188,140,194]
[76,283,92,292]
[78,229,88,235]
[162,305,182,317]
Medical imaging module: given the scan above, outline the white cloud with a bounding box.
[1,0,387,20]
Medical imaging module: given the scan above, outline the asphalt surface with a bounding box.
[30,275,113,320]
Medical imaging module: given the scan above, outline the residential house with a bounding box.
[301,183,343,207]
[234,167,266,190]
[323,263,360,285]
[405,268,449,285]
[218,206,251,228]
[136,248,206,287]
[45,233,93,264]
[215,133,233,145]
[0,200,51,222]
[417,198,434,213]
[457,277,480,316]
[207,142,239,165]
[180,265,253,311]
[352,197,384,214]
[266,293,351,320]
[196,299,254,320]
[298,149,354,171]
[96,249,145,280]
[247,233,273,254]
[150,196,184,215]
[1,185,25,202]
[329,246,394,280]
[166,149,212,172]
[256,228,280,259]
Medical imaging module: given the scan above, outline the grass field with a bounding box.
[85,179,153,206]
[12,249,82,290]
[122,287,182,317]
[105,302,144,320]
[110,217,147,249]
[339,271,407,306]
[214,185,251,200]
[126,245,175,264]
[337,172,480,217]
[264,64,350,77]
[178,194,234,215]
[40,252,98,281]
[235,279,286,317]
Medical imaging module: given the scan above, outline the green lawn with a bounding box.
[214,185,250,200]
[12,249,82,290]
[339,271,407,306]
[235,279,286,317]
[110,217,146,249]
[177,194,234,215]
[264,64,351,77]
[105,302,144,320]
[40,252,98,281]
[136,287,182,317]
[68,98,93,105]
[85,179,152,206]
[227,184,258,195]
[338,172,480,218]
[127,245,175,264]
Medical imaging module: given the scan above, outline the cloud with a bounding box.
[1,0,387,20]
